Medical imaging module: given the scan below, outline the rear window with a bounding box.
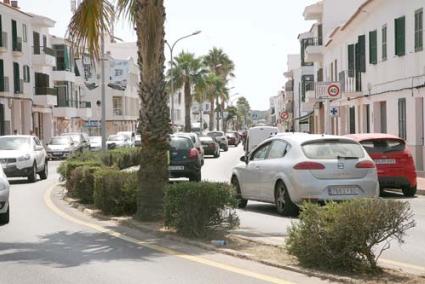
[200,137,213,143]
[302,140,365,159]
[170,138,192,150]
[208,132,222,138]
[360,139,405,153]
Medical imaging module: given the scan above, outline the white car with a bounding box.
[231,134,379,216]
[116,131,136,147]
[0,167,9,225]
[0,135,48,183]
[106,135,132,149]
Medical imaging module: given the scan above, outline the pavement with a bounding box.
[415,177,425,195]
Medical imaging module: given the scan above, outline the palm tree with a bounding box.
[68,0,169,221]
[168,52,204,132]
[203,48,235,131]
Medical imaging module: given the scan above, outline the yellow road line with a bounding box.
[44,184,294,284]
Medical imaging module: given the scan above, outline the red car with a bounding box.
[346,133,417,197]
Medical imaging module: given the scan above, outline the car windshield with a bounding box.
[170,138,192,150]
[208,132,222,138]
[108,135,125,141]
[63,134,81,143]
[49,137,72,145]
[226,133,235,137]
[200,137,214,143]
[89,137,101,143]
[0,137,31,150]
[360,139,405,153]
[302,140,365,159]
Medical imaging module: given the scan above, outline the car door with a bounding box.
[32,137,44,170]
[239,142,271,200]
[260,139,289,202]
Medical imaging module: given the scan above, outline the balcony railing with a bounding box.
[12,37,22,52]
[113,108,123,116]
[14,79,23,94]
[33,46,56,56]
[54,62,72,72]
[0,77,9,92]
[56,98,91,108]
[79,101,91,108]
[35,86,58,96]
[0,32,8,49]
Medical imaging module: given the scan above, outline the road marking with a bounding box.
[44,184,294,284]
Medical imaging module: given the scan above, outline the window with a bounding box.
[398,98,407,139]
[380,101,387,133]
[302,140,365,160]
[334,60,338,80]
[301,38,314,66]
[356,35,366,72]
[115,69,123,76]
[267,140,288,159]
[382,25,387,60]
[22,24,27,42]
[11,19,18,51]
[415,9,423,52]
[349,106,355,134]
[369,30,377,64]
[347,44,355,77]
[113,97,123,115]
[395,16,406,56]
[13,62,20,94]
[23,65,30,83]
[365,104,370,133]
[0,59,4,92]
[251,143,270,161]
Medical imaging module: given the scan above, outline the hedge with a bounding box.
[68,166,102,204]
[165,182,239,238]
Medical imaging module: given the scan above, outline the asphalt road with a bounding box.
[204,144,425,274]
[0,158,331,284]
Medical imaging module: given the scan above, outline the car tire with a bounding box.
[402,185,417,197]
[39,160,48,180]
[189,171,202,182]
[27,162,37,183]
[224,146,228,152]
[231,176,248,208]
[0,206,9,225]
[275,181,298,216]
[214,150,220,158]
[201,159,204,166]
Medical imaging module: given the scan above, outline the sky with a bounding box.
[19,0,317,110]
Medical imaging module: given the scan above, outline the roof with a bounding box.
[345,133,403,141]
[340,0,375,31]
[0,1,32,17]
[271,133,356,145]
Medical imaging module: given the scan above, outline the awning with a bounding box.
[294,111,314,123]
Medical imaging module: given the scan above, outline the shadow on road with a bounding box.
[380,190,418,200]
[8,179,34,185]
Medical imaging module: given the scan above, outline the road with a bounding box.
[203,144,425,274]
[0,158,331,284]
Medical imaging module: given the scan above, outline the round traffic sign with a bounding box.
[280,112,289,120]
[327,84,340,97]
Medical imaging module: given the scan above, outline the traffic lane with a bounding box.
[202,143,244,182]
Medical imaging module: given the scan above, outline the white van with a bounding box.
[245,126,279,153]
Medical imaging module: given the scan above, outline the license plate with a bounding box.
[374,159,396,165]
[1,163,6,169]
[53,152,62,155]
[328,186,358,195]
[169,165,184,171]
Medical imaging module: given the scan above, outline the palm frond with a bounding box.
[116,0,137,25]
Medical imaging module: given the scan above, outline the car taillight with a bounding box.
[188,148,199,160]
[293,161,325,170]
[196,147,202,153]
[355,160,375,168]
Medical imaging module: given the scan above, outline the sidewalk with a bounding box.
[416,177,425,195]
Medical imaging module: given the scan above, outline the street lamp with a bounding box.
[165,30,202,129]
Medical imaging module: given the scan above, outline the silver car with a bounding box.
[231,134,379,216]
[46,136,76,159]
[0,167,9,225]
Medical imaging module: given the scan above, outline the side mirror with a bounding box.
[240,155,248,163]
[35,145,43,151]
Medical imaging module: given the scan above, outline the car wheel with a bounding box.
[189,171,202,182]
[402,185,417,197]
[27,163,37,183]
[231,176,248,208]
[214,150,220,158]
[201,158,204,166]
[224,146,228,152]
[275,181,298,216]
[0,206,9,225]
[39,160,48,180]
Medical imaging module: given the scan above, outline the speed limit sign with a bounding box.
[327,84,340,98]
[280,112,289,120]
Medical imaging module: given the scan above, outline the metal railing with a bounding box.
[12,37,22,52]
[33,46,56,56]
[14,79,23,94]
[79,101,91,108]
[35,86,57,96]
[113,108,123,116]
[56,98,91,109]
[0,77,9,92]
[54,62,72,72]
[0,32,8,49]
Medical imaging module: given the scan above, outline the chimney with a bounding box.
[3,0,10,5]
[11,0,18,8]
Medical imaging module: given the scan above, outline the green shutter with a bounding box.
[348,44,355,77]
[358,35,366,72]
[382,25,387,60]
[0,60,3,92]
[369,30,377,64]
[13,62,19,93]
[11,20,17,51]
[0,15,2,47]
[415,9,423,51]
[395,16,406,56]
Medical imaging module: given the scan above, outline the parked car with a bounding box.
[0,167,10,225]
[231,134,379,216]
[135,135,142,147]
[106,135,132,149]
[207,131,228,151]
[0,135,48,182]
[61,132,90,152]
[346,133,417,197]
[46,136,76,159]
[117,131,136,147]
[175,132,204,165]
[89,136,102,151]
[168,135,202,182]
[200,136,220,158]
[226,132,239,146]
[245,126,279,154]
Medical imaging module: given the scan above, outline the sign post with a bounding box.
[315,82,341,134]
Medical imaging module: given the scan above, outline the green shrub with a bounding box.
[93,168,138,215]
[286,199,415,272]
[68,166,102,204]
[59,160,103,182]
[165,182,239,238]
[99,148,141,169]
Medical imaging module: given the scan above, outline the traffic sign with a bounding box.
[327,84,340,97]
[329,106,339,117]
[316,82,342,99]
[280,112,289,120]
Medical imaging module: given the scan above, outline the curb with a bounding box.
[417,189,425,196]
[61,194,352,283]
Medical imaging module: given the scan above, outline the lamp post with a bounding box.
[165,30,201,130]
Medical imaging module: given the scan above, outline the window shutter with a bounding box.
[395,16,406,56]
[358,35,366,72]
[369,30,377,64]
[348,44,355,77]
[0,60,4,91]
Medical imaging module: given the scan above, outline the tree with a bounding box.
[224,105,240,130]
[168,52,204,132]
[236,97,251,129]
[203,47,235,131]
[69,0,169,221]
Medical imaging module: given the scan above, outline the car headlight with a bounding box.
[17,154,31,161]
[0,182,7,191]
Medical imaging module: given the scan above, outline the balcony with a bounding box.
[0,77,9,93]
[12,37,23,57]
[33,87,58,106]
[303,1,323,21]
[78,101,92,118]
[0,32,8,53]
[14,79,23,94]
[52,63,75,82]
[305,90,317,103]
[33,46,57,67]
[305,38,324,63]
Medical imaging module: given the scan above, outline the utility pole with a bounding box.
[100,13,106,149]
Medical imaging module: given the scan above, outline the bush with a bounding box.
[285,199,415,272]
[68,166,102,204]
[165,182,239,238]
[93,168,138,215]
[99,148,141,169]
[59,160,103,182]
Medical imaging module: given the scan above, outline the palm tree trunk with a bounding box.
[184,80,192,132]
[221,101,226,132]
[216,97,220,131]
[136,0,169,221]
[209,98,215,130]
